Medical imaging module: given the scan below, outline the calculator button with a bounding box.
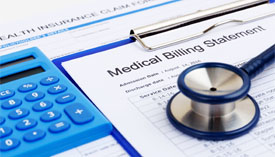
[0,138,20,151]
[40,76,59,85]
[0,117,5,125]
[16,119,37,130]
[25,91,45,102]
[48,121,70,133]
[23,129,46,142]
[0,89,14,100]
[56,93,76,104]
[1,99,22,109]
[48,84,67,94]
[8,108,30,120]
[40,111,61,122]
[18,83,37,92]
[0,127,13,138]
[64,104,94,124]
[32,101,53,112]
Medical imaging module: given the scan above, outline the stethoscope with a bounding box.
[167,44,275,140]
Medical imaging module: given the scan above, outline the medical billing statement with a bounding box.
[63,9,275,157]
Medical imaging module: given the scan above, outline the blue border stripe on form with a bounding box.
[53,38,141,156]
[52,1,182,155]
[0,0,180,49]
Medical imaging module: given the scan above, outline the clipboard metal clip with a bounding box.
[130,0,275,51]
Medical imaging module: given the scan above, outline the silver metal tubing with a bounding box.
[168,92,257,132]
[130,0,273,50]
[191,100,236,117]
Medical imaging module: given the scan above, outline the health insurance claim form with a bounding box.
[62,2,275,157]
[0,0,233,59]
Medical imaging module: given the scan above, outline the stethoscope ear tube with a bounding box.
[241,44,275,79]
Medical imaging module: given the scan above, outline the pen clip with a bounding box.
[130,0,274,51]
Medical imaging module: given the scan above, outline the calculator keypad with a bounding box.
[1,76,98,153]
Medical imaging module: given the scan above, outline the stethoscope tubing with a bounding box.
[241,44,275,79]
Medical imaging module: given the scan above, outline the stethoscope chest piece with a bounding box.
[167,63,260,140]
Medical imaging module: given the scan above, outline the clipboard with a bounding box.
[52,0,274,155]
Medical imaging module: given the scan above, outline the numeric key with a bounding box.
[0,138,20,151]
[1,99,22,109]
[32,101,53,112]
[8,108,29,120]
[40,111,61,122]
[25,91,45,102]
[16,119,37,130]
[0,127,12,138]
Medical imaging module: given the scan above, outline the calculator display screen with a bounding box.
[0,56,35,69]
[0,67,45,84]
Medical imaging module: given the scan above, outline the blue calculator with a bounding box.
[0,47,112,157]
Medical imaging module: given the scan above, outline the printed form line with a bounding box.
[0,0,180,49]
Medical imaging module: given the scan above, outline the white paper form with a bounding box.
[0,0,235,59]
[54,136,129,157]
[62,4,275,157]
[1,1,239,156]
